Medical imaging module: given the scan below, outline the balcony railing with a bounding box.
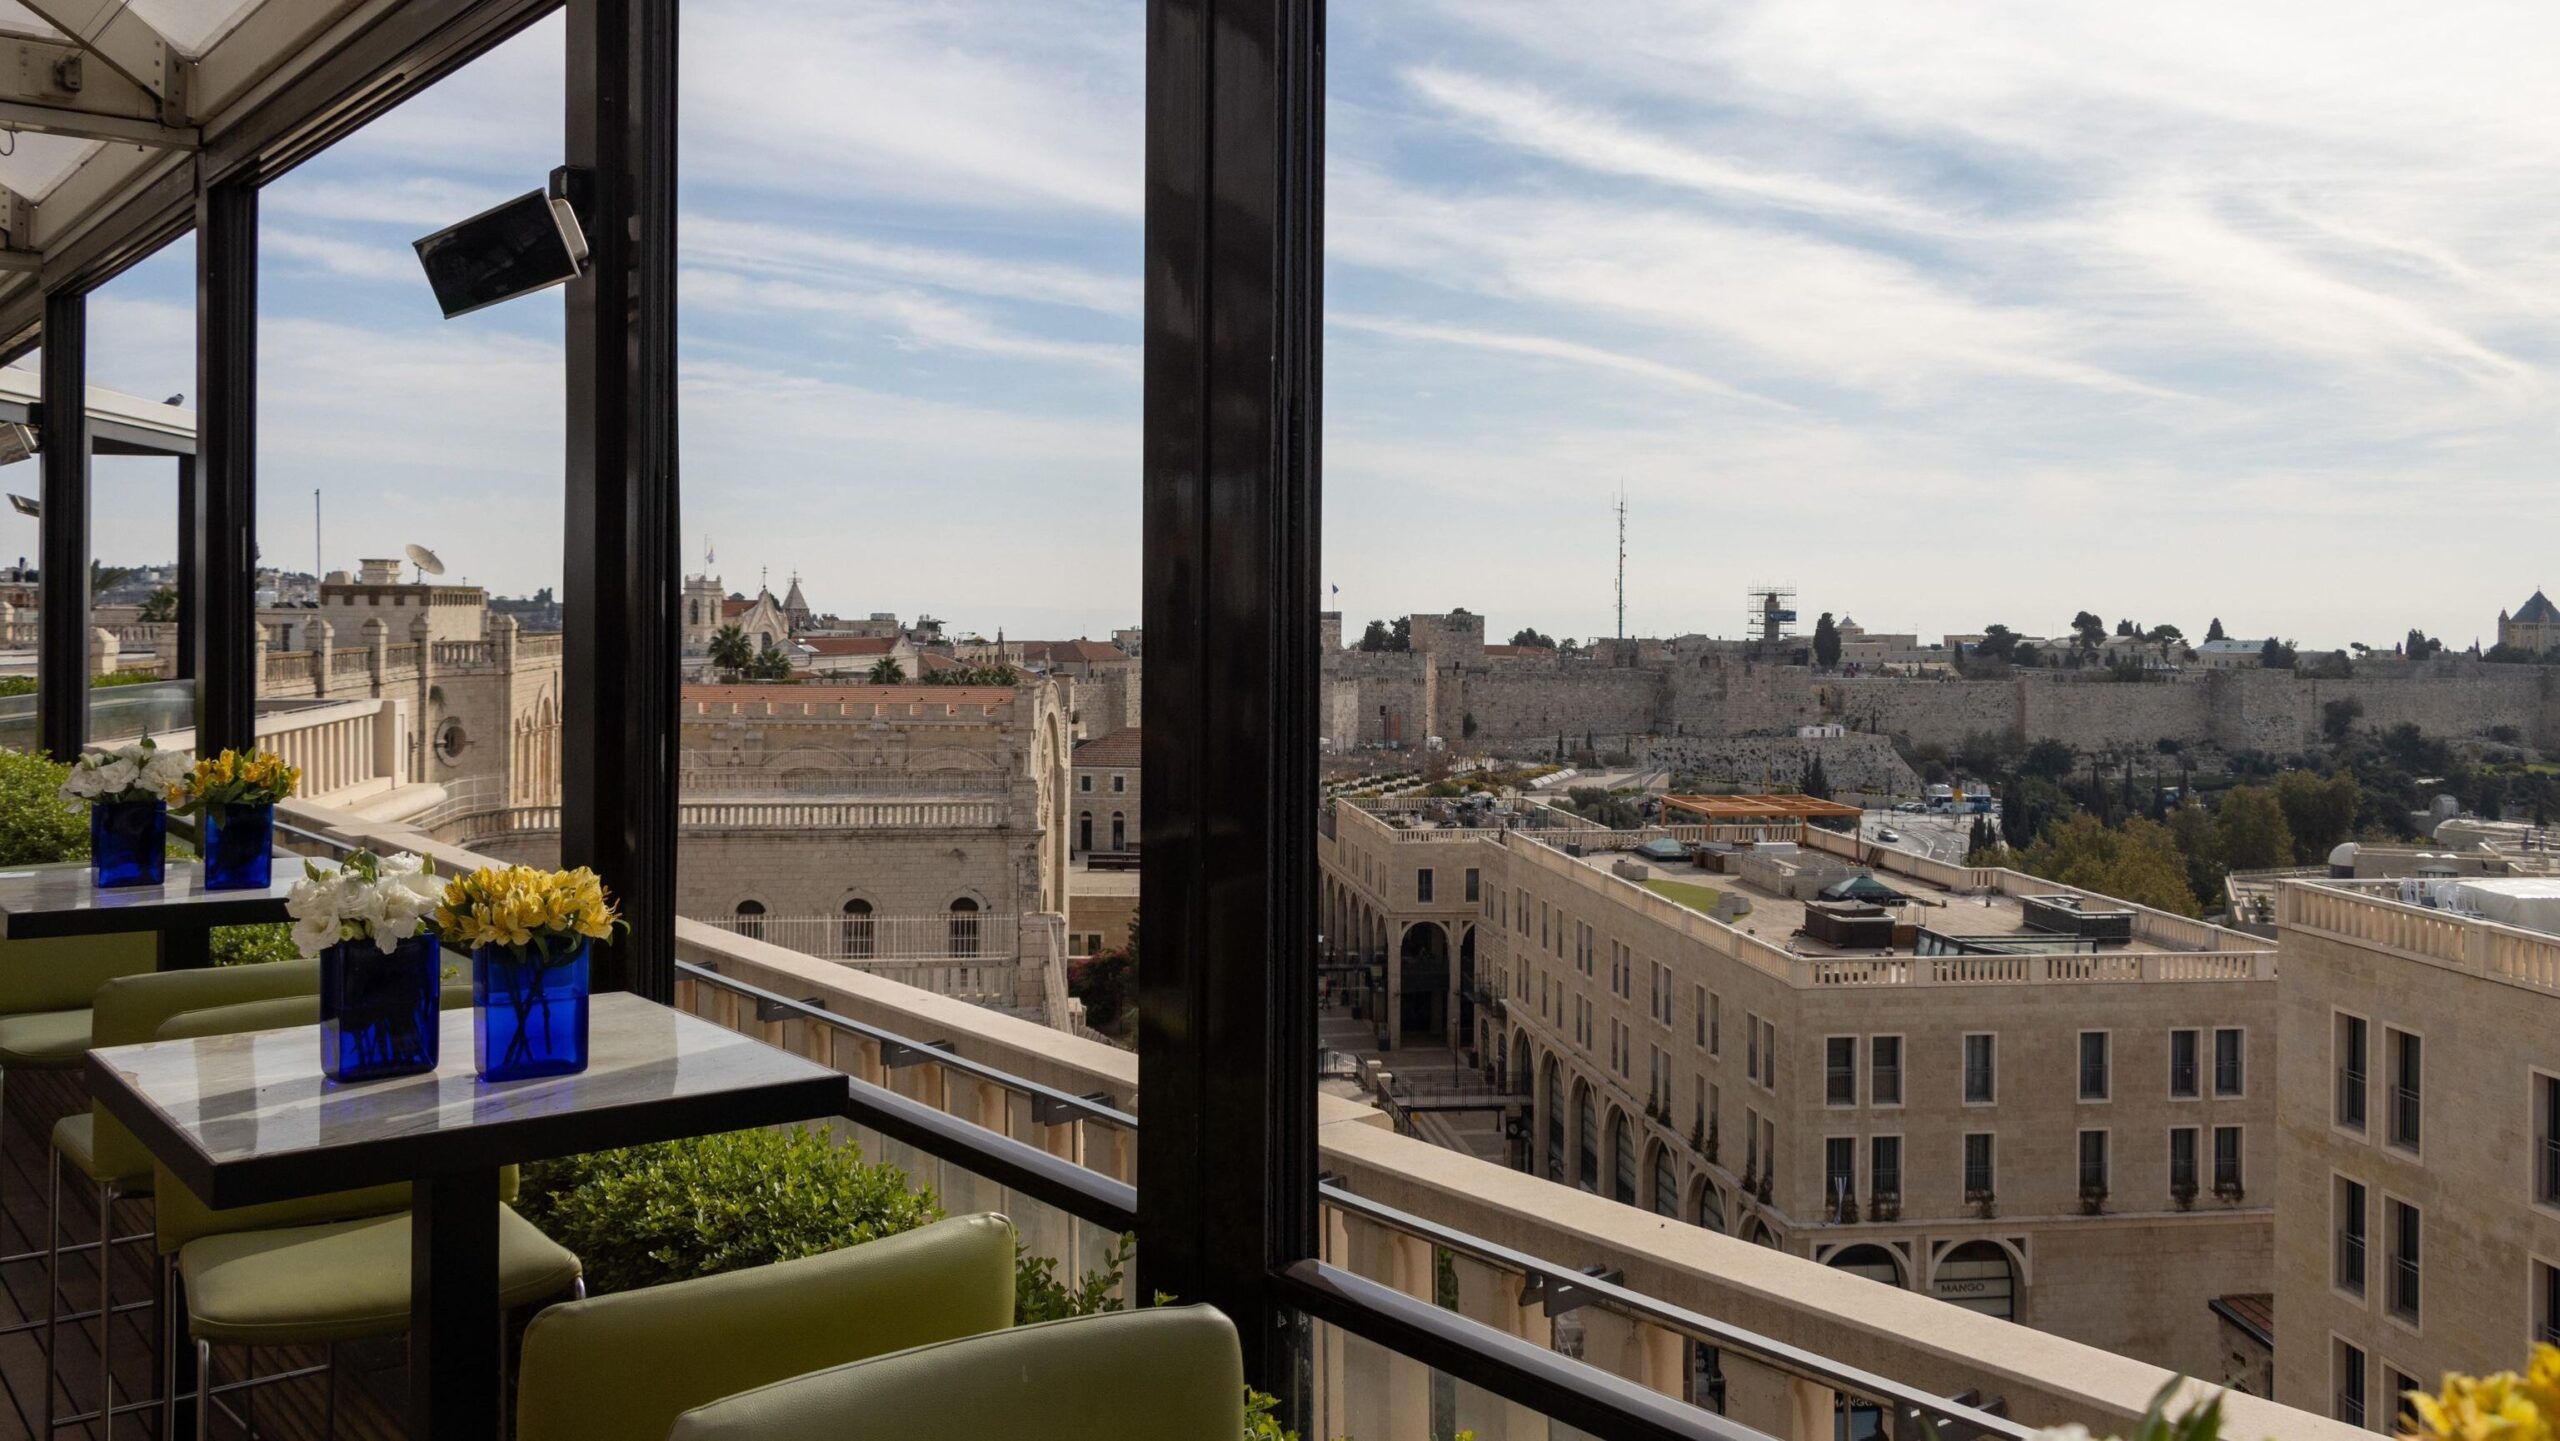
[2337,1067,2366,1130]
[2336,1232,2364,1293]
[2391,1087,2422,1150]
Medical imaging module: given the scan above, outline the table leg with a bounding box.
[411,1167,502,1441]
[157,930,211,971]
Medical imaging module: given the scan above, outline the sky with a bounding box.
[15,0,2558,650]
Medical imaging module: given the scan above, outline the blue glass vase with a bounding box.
[474,938,590,1082]
[320,933,443,1083]
[90,799,166,889]
[199,803,275,891]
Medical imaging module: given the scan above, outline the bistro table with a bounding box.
[87,988,850,1440]
[0,859,298,968]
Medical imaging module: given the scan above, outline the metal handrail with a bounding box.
[1315,1183,2034,1440]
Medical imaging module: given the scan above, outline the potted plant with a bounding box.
[436,864,620,1082]
[59,737,190,887]
[289,849,445,1082]
[2171,1181,2198,1212]
[2079,1183,2109,1216]
[175,748,300,890]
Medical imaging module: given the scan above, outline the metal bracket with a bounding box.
[880,1037,956,1070]
[1517,1264,1621,1318]
[753,994,823,1023]
[1032,1090,1114,1126]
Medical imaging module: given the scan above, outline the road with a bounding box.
[1858,807,1987,863]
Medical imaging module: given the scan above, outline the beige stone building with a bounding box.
[1320,799,2279,1382]
[1071,726,1141,855]
[2499,591,2560,657]
[2273,877,2560,1429]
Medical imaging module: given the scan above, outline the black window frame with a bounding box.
[2078,1031,2109,1102]
[1870,1035,1902,1107]
[2213,1027,2245,1097]
[2169,1028,2200,1099]
[2337,1013,2368,1132]
[1825,1036,1857,1107]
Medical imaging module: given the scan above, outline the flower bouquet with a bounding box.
[435,865,619,1082]
[289,849,446,1082]
[174,748,300,891]
[58,738,191,887]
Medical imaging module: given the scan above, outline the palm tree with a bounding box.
[745,643,796,682]
[866,656,906,684]
[706,623,753,679]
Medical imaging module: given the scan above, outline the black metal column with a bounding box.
[193,173,259,754]
[172,454,195,680]
[37,288,90,757]
[1135,0,1324,1399]
[562,0,679,1002]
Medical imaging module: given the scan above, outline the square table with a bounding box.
[88,989,851,1440]
[0,860,298,968]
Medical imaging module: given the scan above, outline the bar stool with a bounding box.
[43,958,325,1434]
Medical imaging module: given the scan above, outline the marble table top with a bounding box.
[88,991,850,1208]
[0,860,296,940]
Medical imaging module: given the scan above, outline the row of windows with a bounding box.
[2330,1176,2422,1326]
[1816,1126,2245,1207]
[2330,1339,2423,1433]
[1817,1028,2246,1108]
[2332,1012,2424,1153]
[1074,772,1129,792]
[1409,866,1483,906]
[731,897,981,956]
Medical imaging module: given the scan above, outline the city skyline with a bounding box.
[6,0,2555,648]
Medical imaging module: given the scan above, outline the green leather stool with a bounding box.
[516,1211,1018,1441]
[0,923,159,1279]
[45,959,329,1434]
[666,1304,1245,1441]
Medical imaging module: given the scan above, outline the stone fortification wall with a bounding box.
[1635,732,1921,795]
[1322,638,2560,756]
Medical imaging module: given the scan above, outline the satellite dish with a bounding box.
[405,543,446,583]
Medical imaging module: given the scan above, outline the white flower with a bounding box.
[141,750,191,792]
[95,757,139,793]
[290,914,340,958]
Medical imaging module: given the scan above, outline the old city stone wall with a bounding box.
[1322,643,2559,756]
[1632,732,1922,795]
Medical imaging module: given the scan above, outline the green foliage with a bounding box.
[1557,785,1642,828]
[1811,612,1841,669]
[706,624,755,677]
[0,749,89,863]
[922,664,1021,686]
[866,656,906,684]
[514,1126,945,1297]
[2212,785,2295,871]
[2273,770,2359,863]
[0,671,162,699]
[1508,628,1556,649]
[2124,1377,2226,1441]
[2205,617,2226,641]
[1357,619,1391,653]
[211,923,300,967]
[2020,739,2077,781]
[2297,648,2353,680]
[1068,948,1134,1034]
[1971,625,2018,662]
[2166,803,2224,911]
[1014,1233,1134,1324]
[1801,754,1832,801]
[139,586,179,622]
[2022,814,2199,917]
[2258,637,2297,669]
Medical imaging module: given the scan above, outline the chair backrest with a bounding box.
[664,1304,1243,1441]
[0,924,158,1017]
[517,1212,1020,1441]
[89,959,325,1185]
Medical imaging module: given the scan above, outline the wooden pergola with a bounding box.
[1660,793,1865,824]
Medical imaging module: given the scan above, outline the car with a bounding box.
[1894,802,1923,813]
[1876,828,1901,843]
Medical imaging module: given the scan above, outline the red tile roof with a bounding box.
[683,683,1015,704]
[1073,726,1142,767]
[721,597,751,618]
[1023,639,1128,665]
[804,636,895,657]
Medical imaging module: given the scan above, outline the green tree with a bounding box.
[138,586,178,622]
[1509,628,1556,648]
[2259,637,2297,669]
[1812,612,1841,669]
[1801,754,1832,801]
[2212,786,2295,871]
[2011,641,2044,668]
[2021,814,2199,917]
[2021,739,2077,781]
[865,656,906,684]
[1389,617,1413,652]
[2403,628,2440,659]
[706,623,754,679]
[2273,770,2359,863]
[2320,696,2364,746]
[744,644,796,682]
[1972,625,2019,661]
[2069,610,2106,663]
[1358,619,1390,653]
[2166,802,2225,911]
[2205,617,2226,641]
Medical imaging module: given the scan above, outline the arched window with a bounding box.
[1611,1112,1637,1204]
[734,899,766,941]
[1544,1060,1564,1183]
[841,899,875,959]
[1576,1087,1599,1193]
[1109,811,1126,850]
[1652,1145,1679,1217]
[949,897,981,957]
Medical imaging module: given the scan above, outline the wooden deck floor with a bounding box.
[0,1066,409,1439]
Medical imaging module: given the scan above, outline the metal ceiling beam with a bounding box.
[0,36,198,146]
[19,0,178,101]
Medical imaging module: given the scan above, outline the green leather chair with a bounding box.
[515,1212,1018,1441]
[37,952,300,1434]
[666,1304,1244,1441]
[0,923,158,1276]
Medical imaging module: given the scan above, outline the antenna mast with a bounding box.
[1615,487,1627,640]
